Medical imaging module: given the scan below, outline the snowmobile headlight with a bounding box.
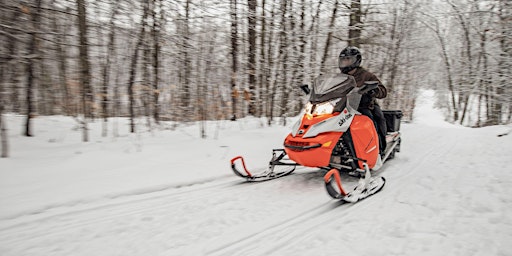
[306,99,341,116]
[305,102,313,116]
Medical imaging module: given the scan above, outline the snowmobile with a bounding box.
[230,73,402,203]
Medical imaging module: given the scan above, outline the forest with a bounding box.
[0,0,510,157]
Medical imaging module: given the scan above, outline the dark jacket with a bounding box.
[349,67,387,110]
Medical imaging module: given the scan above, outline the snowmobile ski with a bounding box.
[230,149,298,182]
[324,164,385,203]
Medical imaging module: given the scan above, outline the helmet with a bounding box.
[338,46,362,73]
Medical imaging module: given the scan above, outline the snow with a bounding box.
[1,89,511,256]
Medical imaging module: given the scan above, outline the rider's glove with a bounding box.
[366,88,378,98]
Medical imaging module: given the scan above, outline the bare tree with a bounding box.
[0,65,8,158]
[420,12,458,121]
[76,0,93,141]
[348,0,362,47]
[152,0,163,124]
[247,0,258,116]
[0,0,507,145]
[230,0,238,120]
[320,0,339,72]
[24,0,43,137]
[128,1,150,133]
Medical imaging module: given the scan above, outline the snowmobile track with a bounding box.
[0,175,240,231]
[205,194,376,256]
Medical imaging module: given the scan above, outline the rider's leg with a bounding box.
[372,105,387,154]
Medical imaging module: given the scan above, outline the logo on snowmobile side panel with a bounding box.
[338,112,353,127]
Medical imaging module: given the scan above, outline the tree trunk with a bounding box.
[25,0,43,137]
[383,1,410,109]
[257,0,266,119]
[76,0,92,141]
[320,0,339,72]
[265,1,278,125]
[230,0,238,120]
[101,0,120,136]
[180,0,192,113]
[0,65,8,158]
[422,18,458,121]
[348,0,362,47]
[128,1,150,133]
[152,0,162,124]
[278,0,289,125]
[143,32,152,129]
[0,113,7,158]
[247,0,257,116]
[491,0,511,125]
[448,0,473,124]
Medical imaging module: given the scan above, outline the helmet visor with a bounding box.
[339,56,356,68]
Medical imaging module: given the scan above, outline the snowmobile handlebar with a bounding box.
[300,84,311,95]
[358,81,379,95]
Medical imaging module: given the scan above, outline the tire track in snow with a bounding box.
[267,128,462,255]
[0,174,240,231]
[204,200,345,256]
[0,167,311,251]
[205,184,386,256]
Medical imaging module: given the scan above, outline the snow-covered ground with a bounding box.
[1,90,511,256]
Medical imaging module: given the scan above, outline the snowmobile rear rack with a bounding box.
[230,149,298,182]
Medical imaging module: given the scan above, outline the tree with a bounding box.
[230,0,238,120]
[128,1,150,133]
[0,65,8,158]
[247,0,257,116]
[76,0,93,141]
[348,0,362,47]
[24,0,43,137]
[320,0,339,72]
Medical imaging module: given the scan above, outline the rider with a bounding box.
[338,46,388,155]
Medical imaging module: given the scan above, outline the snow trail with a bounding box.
[1,90,511,256]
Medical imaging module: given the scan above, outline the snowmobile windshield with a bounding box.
[309,73,360,112]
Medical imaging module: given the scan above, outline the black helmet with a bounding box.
[338,46,362,74]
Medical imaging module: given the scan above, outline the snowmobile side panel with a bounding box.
[293,113,339,138]
[350,115,380,169]
[303,108,354,138]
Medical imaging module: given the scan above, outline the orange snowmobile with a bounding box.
[231,73,402,202]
